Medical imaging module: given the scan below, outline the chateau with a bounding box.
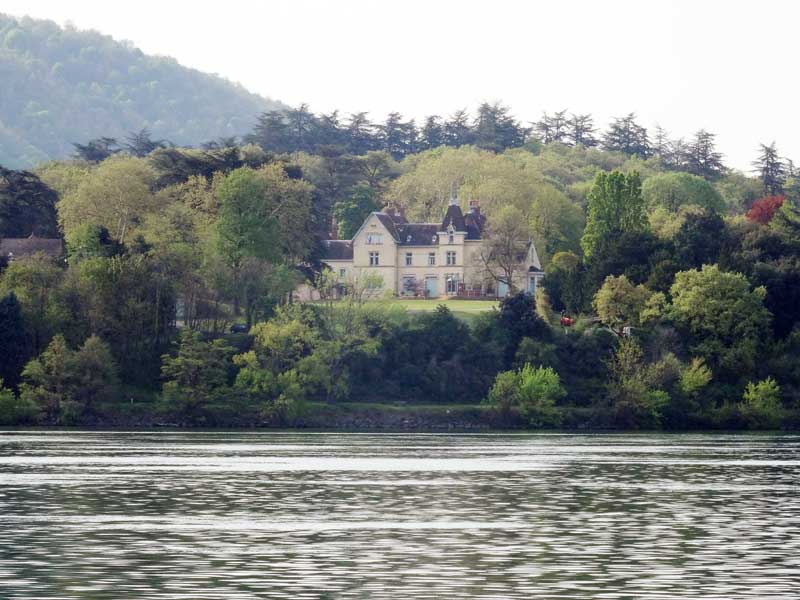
[320,197,543,298]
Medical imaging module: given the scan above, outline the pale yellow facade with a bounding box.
[321,206,543,299]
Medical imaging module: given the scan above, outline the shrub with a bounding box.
[486,364,565,427]
[740,377,782,429]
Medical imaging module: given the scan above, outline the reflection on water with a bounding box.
[0,431,798,599]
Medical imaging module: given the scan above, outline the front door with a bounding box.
[498,281,509,297]
[425,276,438,298]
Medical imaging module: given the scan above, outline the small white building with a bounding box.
[319,198,543,298]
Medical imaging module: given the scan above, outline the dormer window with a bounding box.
[447,225,455,244]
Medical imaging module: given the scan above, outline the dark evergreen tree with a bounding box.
[380,112,418,159]
[674,210,729,269]
[753,142,786,195]
[473,102,526,152]
[0,166,59,237]
[534,111,568,144]
[684,129,725,179]
[124,128,168,157]
[568,113,598,147]
[0,292,30,388]
[248,110,292,153]
[72,137,121,162]
[652,125,671,158]
[420,115,445,150]
[312,111,346,147]
[444,109,473,147]
[286,103,317,152]
[602,113,651,157]
[346,112,378,154]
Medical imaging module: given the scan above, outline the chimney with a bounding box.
[385,205,396,217]
[330,216,338,240]
[469,199,480,214]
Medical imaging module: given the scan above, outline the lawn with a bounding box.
[373,297,499,320]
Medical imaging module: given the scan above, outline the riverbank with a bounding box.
[34,399,798,431]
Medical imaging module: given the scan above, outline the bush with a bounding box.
[0,380,38,425]
[486,364,565,428]
[740,377,783,429]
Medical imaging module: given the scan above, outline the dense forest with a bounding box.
[1,97,799,430]
[0,14,284,168]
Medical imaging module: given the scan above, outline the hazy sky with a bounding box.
[5,0,798,170]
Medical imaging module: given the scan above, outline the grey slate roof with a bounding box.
[440,204,467,232]
[0,236,63,259]
[321,239,353,260]
[321,205,488,260]
[373,213,400,241]
[395,223,440,246]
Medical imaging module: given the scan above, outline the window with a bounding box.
[428,252,436,266]
[446,251,456,266]
[339,268,346,278]
[402,275,417,295]
[405,252,413,266]
[448,232,455,244]
[366,233,383,245]
[369,251,379,266]
[446,274,459,294]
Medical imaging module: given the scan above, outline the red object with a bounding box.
[746,195,785,224]
[560,316,574,327]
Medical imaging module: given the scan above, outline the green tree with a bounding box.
[602,114,650,157]
[0,292,30,388]
[740,377,782,429]
[70,335,119,416]
[215,167,280,316]
[161,329,234,422]
[0,254,63,353]
[486,364,564,427]
[75,254,175,383]
[0,378,37,425]
[542,251,589,313]
[18,334,71,423]
[58,155,157,244]
[752,142,786,196]
[581,170,647,259]
[333,185,380,239]
[592,275,653,334]
[517,364,565,427]
[642,172,725,213]
[668,265,772,377]
[607,338,669,429]
[0,166,59,237]
[683,130,725,179]
[65,223,122,262]
[529,185,584,262]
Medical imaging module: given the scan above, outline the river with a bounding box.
[0,431,798,598]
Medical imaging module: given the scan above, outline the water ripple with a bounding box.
[0,431,799,599]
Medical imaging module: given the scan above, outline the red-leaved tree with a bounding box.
[746,195,785,224]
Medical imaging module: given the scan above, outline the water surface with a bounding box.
[1,431,798,598]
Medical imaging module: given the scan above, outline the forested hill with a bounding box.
[0,14,285,168]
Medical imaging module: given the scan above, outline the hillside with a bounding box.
[0,14,285,167]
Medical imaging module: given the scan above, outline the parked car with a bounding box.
[230,323,249,333]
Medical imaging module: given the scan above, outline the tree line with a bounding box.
[1,116,799,429]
